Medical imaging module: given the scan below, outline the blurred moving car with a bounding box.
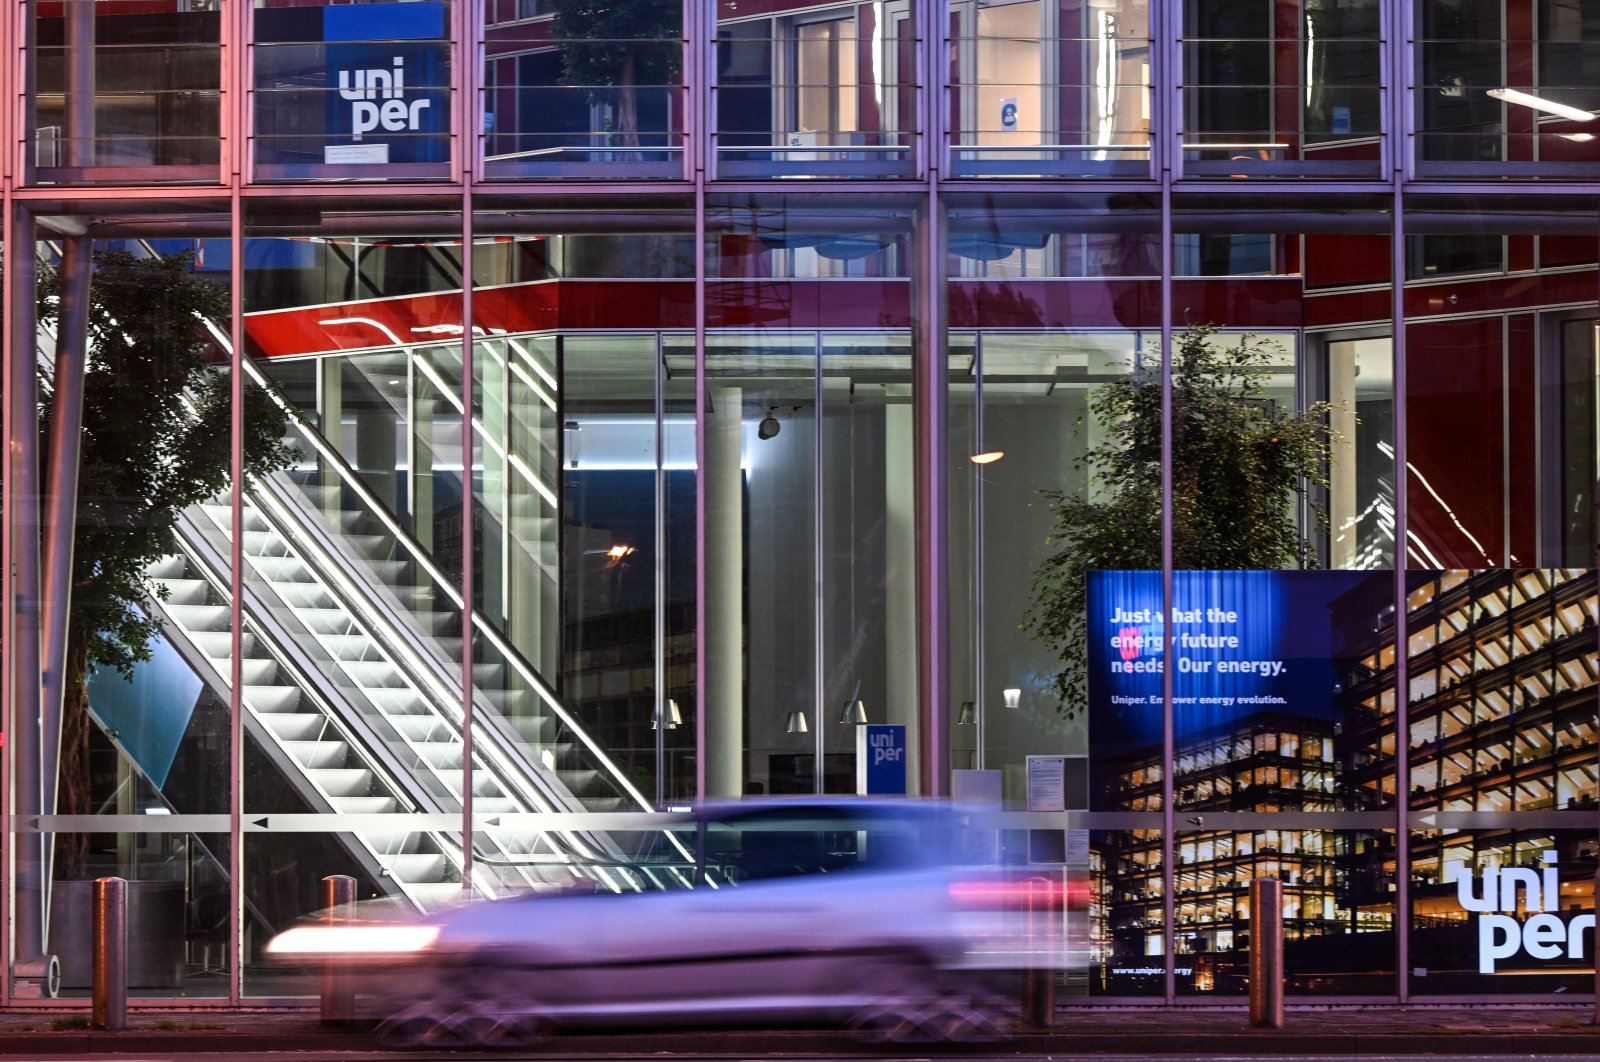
[267,799,1079,1048]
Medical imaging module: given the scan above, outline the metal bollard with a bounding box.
[1020,876,1055,1029]
[1249,877,1283,1029]
[91,877,127,1031]
[320,875,357,1026]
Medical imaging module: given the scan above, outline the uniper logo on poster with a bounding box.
[251,1,447,169]
[338,57,431,146]
[1454,852,1596,973]
[322,2,447,166]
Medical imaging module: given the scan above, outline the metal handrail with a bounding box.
[225,330,657,818]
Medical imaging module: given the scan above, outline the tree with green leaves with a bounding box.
[549,0,681,149]
[1025,325,1338,719]
[36,250,293,871]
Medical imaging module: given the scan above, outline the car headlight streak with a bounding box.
[266,924,441,956]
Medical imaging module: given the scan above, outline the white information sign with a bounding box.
[325,143,390,165]
[1026,755,1066,813]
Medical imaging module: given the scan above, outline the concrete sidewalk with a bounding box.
[1,1004,1600,1055]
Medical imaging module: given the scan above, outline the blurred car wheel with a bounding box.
[379,988,552,1050]
[846,954,1012,1045]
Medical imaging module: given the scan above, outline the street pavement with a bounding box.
[2,1005,1600,1057]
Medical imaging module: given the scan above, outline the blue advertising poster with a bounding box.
[1087,569,1388,749]
[254,1,448,167]
[856,724,908,796]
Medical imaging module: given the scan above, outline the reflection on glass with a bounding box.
[1327,337,1395,570]
[1404,570,1598,814]
[1557,319,1599,561]
[715,8,916,177]
[243,830,431,997]
[482,0,684,178]
[1183,0,1381,177]
[33,0,221,177]
[1418,0,1600,170]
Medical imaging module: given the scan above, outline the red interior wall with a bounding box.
[1405,316,1506,568]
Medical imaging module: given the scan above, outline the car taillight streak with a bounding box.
[948,878,1073,910]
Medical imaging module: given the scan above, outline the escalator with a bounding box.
[100,333,672,910]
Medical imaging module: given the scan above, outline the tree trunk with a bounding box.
[54,635,93,880]
[618,52,639,152]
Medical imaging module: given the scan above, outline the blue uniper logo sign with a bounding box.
[338,57,432,142]
[1457,852,1596,974]
[856,724,907,796]
[322,2,447,167]
[252,1,448,169]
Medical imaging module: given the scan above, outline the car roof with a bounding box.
[683,797,972,822]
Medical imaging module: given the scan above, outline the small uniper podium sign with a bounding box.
[856,724,907,795]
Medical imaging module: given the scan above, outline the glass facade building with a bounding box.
[2,0,1600,1007]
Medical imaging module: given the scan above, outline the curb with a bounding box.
[2,1026,1600,1056]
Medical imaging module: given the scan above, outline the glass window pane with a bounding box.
[950,0,1152,177]
[32,0,221,181]
[253,0,453,181]
[1182,0,1383,179]
[482,0,685,179]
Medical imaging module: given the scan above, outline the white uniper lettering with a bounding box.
[869,730,903,767]
[1457,851,1596,973]
[337,57,432,142]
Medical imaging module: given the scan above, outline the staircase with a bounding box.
[128,350,672,909]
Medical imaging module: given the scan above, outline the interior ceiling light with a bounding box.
[1561,132,1597,142]
[652,698,683,731]
[1487,88,1595,123]
[758,407,781,440]
[970,451,1005,464]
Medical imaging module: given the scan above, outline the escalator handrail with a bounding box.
[229,337,656,817]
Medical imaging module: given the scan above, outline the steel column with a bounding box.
[911,0,950,797]
[813,332,825,794]
[456,0,479,891]
[9,208,45,980]
[0,0,15,999]
[691,0,709,804]
[1157,0,1177,1007]
[459,196,476,895]
[653,333,666,808]
[37,231,90,916]
[973,334,985,771]
[62,0,92,169]
[227,151,246,1011]
[1389,0,1412,1005]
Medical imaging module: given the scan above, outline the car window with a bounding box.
[705,806,941,883]
[592,825,700,890]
